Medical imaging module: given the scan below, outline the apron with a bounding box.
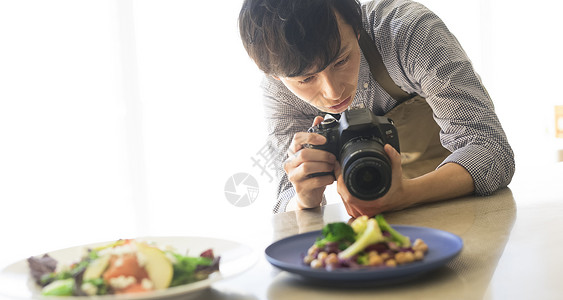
[358,29,451,179]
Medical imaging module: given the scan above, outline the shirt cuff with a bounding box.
[274,188,328,214]
[274,188,296,214]
[438,144,513,195]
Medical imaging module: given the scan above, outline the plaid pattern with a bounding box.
[261,0,515,213]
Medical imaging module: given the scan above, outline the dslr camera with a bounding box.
[307,106,400,200]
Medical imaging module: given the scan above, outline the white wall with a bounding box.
[0,0,272,267]
[1,0,561,267]
[418,0,563,165]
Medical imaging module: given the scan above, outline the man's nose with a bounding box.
[320,72,343,101]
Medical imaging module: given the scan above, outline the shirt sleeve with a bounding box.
[373,0,515,194]
[261,76,322,213]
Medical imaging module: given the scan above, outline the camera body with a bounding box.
[307,107,400,200]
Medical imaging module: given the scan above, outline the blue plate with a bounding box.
[265,226,462,284]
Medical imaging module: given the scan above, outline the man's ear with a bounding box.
[271,75,281,81]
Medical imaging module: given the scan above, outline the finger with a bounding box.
[335,169,364,218]
[287,132,328,155]
[384,144,401,167]
[286,132,307,156]
[384,144,403,180]
[298,148,336,163]
[340,196,358,218]
[299,173,336,191]
[287,160,335,182]
[342,201,363,218]
[298,161,335,178]
[284,151,336,187]
[351,207,363,218]
[285,148,336,170]
[343,203,356,218]
[333,160,343,179]
[312,115,325,126]
[336,177,357,214]
[287,165,335,195]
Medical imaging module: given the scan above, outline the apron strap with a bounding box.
[358,29,413,103]
[358,28,451,178]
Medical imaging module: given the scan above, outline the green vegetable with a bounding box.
[82,278,109,295]
[169,252,213,287]
[356,253,369,266]
[350,216,369,235]
[41,278,75,296]
[376,214,411,247]
[39,272,66,286]
[315,222,356,248]
[338,218,384,259]
[87,249,100,261]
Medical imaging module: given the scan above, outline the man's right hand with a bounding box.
[283,116,337,209]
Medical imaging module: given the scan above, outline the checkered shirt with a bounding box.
[260,0,515,213]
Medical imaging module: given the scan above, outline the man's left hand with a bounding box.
[335,144,410,218]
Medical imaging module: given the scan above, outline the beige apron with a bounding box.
[359,29,451,179]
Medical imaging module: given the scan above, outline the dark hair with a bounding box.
[239,0,362,77]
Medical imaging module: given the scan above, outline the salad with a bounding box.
[303,215,428,270]
[27,239,220,296]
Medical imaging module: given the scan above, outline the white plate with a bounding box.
[0,236,257,299]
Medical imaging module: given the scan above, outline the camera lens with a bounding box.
[340,139,392,200]
[355,162,382,191]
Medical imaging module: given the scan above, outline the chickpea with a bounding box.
[317,251,328,261]
[395,252,407,264]
[368,251,378,258]
[396,251,416,264]
[310,259,323,269]
[307,245,319,256]
[303,255,315,265]
[368,254,383,266]
[385,259,397,267]
[380,252,391,260]
[403,251,415,263]
[325,253,339,265]
[413,239,428,253]
[414,250,424,261]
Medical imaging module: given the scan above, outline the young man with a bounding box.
[239,0,515,217]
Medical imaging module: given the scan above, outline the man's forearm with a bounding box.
[404,162,475,206]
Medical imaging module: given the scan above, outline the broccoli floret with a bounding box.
[315,222,356,248]
[338,218,384,259]
[375,214,411,247]
[350,215,369,234]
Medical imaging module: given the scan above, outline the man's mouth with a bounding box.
[328,96,352,111]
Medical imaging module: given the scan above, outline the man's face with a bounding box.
[275,12,361,114]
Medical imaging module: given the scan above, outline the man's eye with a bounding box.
[335,56,350,67]
[299,76,315,84]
